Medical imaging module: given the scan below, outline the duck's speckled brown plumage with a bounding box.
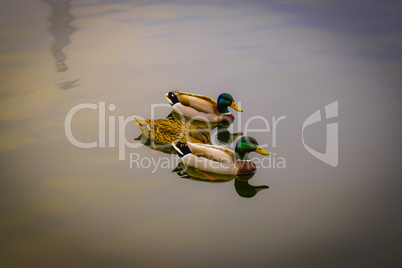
[134,118,210,145]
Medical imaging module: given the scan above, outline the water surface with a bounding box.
[0,0,401,267]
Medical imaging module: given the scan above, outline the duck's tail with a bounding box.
[172,141,191,158]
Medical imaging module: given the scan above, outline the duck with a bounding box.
[134,118,211,145]
[165,90,243,125]
[172,136,269,176]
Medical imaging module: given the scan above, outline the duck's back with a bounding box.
[187,143,235,163]
[173,90,218,115]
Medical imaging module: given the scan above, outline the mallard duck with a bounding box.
[165,90,243,124]
[134,118,211,145]
[172,136,269,175]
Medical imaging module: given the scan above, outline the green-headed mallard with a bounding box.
[165,90,243,124]
[134,118,210,145]
[172,136,269,176]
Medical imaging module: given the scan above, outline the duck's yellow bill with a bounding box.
[255,146,270,155]
[230,101,243,112]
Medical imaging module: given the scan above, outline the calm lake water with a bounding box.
[1,0,401,267]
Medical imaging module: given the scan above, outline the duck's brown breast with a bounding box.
[219,114,235,124]
[236,160,257,175]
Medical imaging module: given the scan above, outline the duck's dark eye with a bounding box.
[169,92,175,97]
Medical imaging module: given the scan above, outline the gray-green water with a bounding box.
[1,0,401,267]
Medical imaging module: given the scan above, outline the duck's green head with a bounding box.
[235,136,269,160]
[217,93,243,114]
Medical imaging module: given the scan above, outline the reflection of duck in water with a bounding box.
[173,162,269,198]
[216,125,243,145]
[134,133,177,154]
[235,179,269,198]
[165,90,243,125]
[173,136,269,176]
[134,118,210,151]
